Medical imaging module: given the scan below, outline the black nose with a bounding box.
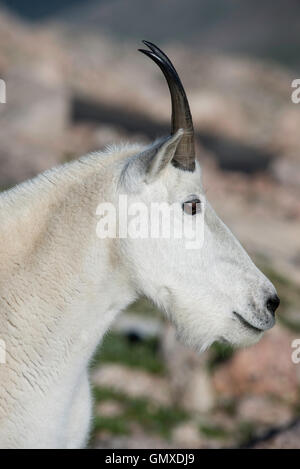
[266,295,280,315]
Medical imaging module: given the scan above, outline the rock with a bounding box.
[92,364,171,406]
[271,157,300,189]
[212,326,299,404]
[237,396,293,427]
[209,410,237,433]
[96,400,124,418]
[273,107,300,156]
[171,422,204,448]
[172,421,229,449]
[0,65,69,186]
[0,140,60,188]
[1,65,68,139]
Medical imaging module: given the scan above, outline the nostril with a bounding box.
[266,295,280,315]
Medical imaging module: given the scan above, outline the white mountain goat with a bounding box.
[0,41,279,448]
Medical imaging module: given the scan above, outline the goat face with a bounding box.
[119,141,278,351]
[118,42,279,351]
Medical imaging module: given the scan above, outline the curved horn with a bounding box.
[139,41,195,171]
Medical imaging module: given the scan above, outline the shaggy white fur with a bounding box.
[0,135,277,448]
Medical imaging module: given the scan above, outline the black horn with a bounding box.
[139,40,195,171]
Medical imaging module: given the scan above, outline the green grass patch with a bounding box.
[91,332,165,374]
[92,386,188,438]
[126,296,162,318]
[217,398,238,417]
[199,423,229,439]
[235,421,257,445]
[207,342,234,371]
[93,415,129,436]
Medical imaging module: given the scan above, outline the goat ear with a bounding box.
[121,129,183,191]
[145,129,184,183]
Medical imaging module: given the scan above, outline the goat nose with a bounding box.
[266,294,280,315]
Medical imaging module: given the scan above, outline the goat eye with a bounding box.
[182,198,201,215]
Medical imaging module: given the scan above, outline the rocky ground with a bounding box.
[0,7,300,448]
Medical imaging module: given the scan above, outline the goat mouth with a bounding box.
[233,312,264,333]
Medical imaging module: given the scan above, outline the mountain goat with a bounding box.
[0,41,279,448]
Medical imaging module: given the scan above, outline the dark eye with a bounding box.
[182,198,201,215]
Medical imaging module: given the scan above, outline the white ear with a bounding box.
[145,129,184,183]
[120,129,183,192]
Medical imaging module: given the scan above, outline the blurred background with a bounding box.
[0,0,300,449]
